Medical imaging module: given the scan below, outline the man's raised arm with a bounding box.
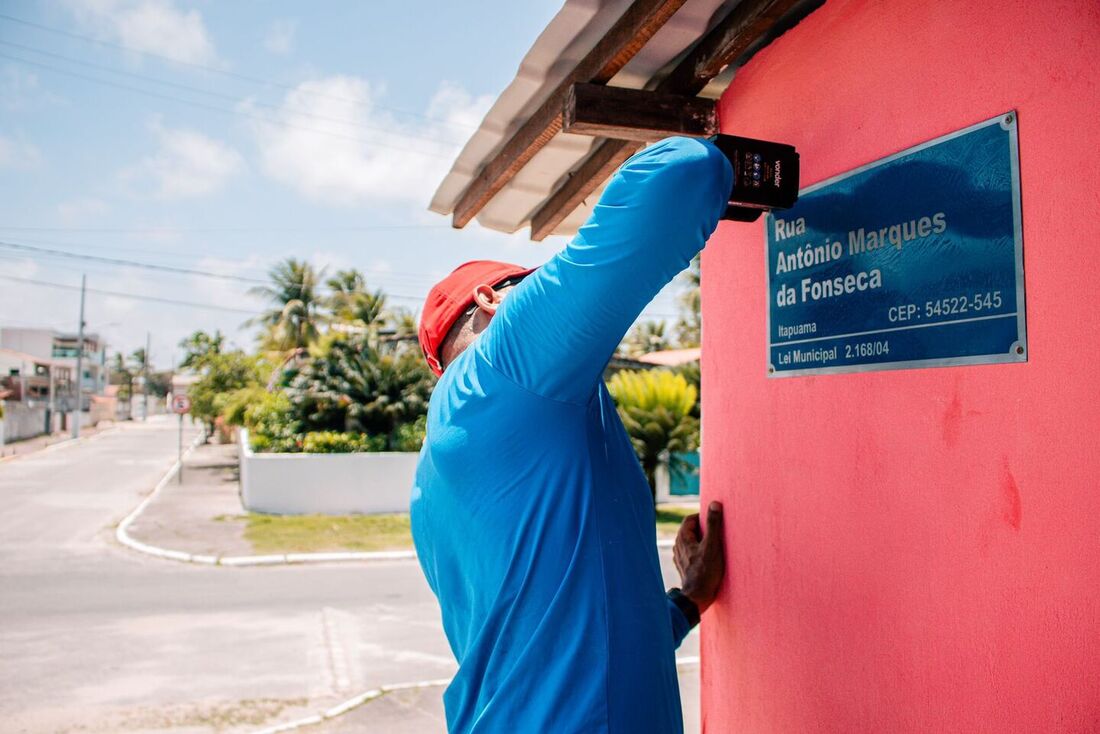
[478,136,732,404]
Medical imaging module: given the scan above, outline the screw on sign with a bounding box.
[172,395,191,414]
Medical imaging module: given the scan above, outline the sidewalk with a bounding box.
[308,661,700,734]
[124,440,258,557]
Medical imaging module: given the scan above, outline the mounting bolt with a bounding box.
[1015,345,1024,355]
[1005,113,1015,125]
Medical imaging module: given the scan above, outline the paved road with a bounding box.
[0,417,698,733]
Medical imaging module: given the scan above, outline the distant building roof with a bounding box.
[636,347,701,366]
[0,347,67,368]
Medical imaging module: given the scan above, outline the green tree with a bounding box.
[188,351,266,439]
[248,258,326,351]
[327,269,388,334]
[284,334,434,449]
[110,352,134,400]
[387,307,419,339]
[130,347,148,375]
[607,369,699,505]
[179,330,224,370]
[676,255,701,347]
[619,320,669,358]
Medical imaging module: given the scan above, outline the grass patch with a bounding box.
[242,513,413,553]
[655,504,696,538]
[239,506,695,553]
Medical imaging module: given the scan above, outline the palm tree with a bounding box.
[179,330,224,370]
[285,333,435,449]
[676,288,701,347]
[326,269,388,334]
[387,307,418,338]
[111,352,134,400]
[619,320,669,358]
[248,258,326,351]
[607,369,699,505]
[676,255,701,347]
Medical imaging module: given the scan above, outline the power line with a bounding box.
[0,39,469,147]
[0,52,459,160]
[0,239,445,295]
[2,269,684,324]
[0,240,267,284]
[0,273,259,314]
[0,12,478,131]
[0,224,450,233]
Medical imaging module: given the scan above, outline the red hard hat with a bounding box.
[418,260,535,376]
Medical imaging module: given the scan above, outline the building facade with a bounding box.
[700,1,1099,730]
[0,327,108,409]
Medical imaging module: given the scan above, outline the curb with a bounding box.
[115,434,419,566]
[251,655,702,734]
[118,439,677,565]
[251,677,452,734]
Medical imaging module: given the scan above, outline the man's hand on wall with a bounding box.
[673,501,726,615]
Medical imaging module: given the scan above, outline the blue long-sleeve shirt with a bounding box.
[410,137,732,733]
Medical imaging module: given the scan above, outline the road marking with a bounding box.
[321,607,352,693]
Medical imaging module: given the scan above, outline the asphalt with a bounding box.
[0,416,700,733]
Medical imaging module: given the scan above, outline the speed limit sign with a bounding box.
[171,394,192,414]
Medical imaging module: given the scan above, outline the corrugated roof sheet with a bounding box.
[430,0,741,237]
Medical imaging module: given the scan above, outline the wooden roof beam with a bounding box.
[563,83,718,142]
[449,0,688,229]
[529,0,809,241]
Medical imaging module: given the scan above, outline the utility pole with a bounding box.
[71,274,86,439]
[48,365,56,434]
[143,331,150,421]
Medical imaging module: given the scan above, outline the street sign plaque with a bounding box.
[765,112,1026,377]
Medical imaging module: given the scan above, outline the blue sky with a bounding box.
[0,1,688,365]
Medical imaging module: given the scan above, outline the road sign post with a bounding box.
[171,395,192,484]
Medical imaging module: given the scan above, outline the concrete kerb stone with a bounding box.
[116,433,677,565]
[115,432,419,566]
[251,657,702,733]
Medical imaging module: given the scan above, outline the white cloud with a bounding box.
[66,0,218,65]
[245,77,490,207]
[0,66,66,110]
[264,19,297,56]
[126,124,243,199]
[57,197,110,223]
[0,133,41,169]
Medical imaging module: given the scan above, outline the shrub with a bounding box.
[391,414,427,452]
[301,431,386,453]
[284,334,435,449]
[249,432,301,453]
[188,351,267,438]
[607,369,700,505]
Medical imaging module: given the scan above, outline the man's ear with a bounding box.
[472,283,503,314]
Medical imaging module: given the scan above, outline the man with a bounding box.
[412,137,732,733]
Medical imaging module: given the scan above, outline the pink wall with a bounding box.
[700,1,1100,731]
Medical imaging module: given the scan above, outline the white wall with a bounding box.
[238,429,417,515]
[0,402,48,443]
